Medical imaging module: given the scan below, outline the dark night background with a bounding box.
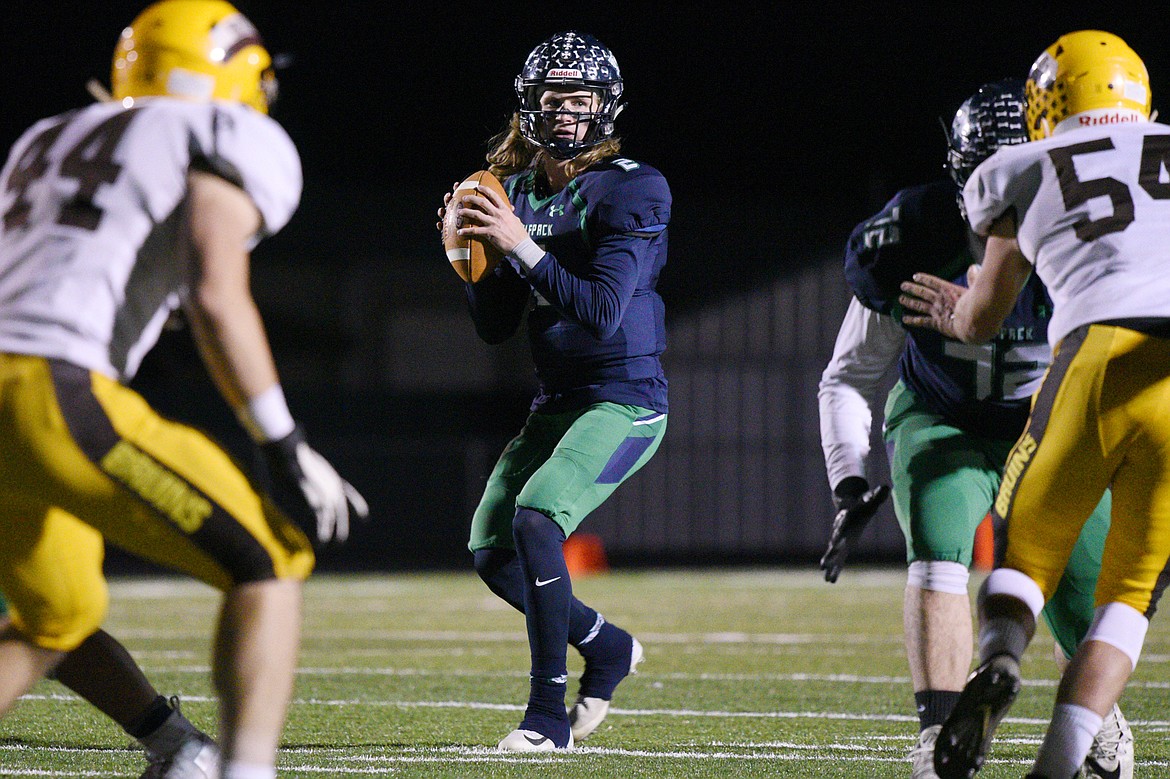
[4,2,1169,573]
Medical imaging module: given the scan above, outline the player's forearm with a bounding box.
[185,290,280,411]
[523,238,640,340]
[818,388,873,488]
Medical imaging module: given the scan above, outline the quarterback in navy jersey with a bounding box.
[439,31,668,752]
[818,80,1127,778]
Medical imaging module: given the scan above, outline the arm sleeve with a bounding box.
[525,170,670,340]
[818,297,905,490]
[464,260,532,344]
[524,231,650,340]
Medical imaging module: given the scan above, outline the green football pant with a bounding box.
[884,380,1108,658]
[469,403,666,551]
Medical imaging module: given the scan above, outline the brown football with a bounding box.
[442,170,508,283]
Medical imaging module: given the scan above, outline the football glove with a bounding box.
[819,477,890,583]
[260,425,369,543]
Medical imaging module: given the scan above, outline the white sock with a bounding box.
[222,761,276,779]
[1032,703,1102,779]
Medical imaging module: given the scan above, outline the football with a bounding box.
[442,170,508,283]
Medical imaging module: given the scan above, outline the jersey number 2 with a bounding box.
[3,109,141,232]
[1049,134,1170,241]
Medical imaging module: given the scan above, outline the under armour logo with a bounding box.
[549,204,564,217]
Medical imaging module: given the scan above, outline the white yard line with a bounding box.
[16,692,1170,729]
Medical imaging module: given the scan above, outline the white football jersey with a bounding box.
[963,120,1170,348]
[0,98,301,381]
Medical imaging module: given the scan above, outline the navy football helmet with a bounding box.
[946,79,1028,188]
[515,31,624,159]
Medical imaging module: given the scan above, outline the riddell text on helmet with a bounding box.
[1078,112,1141,126]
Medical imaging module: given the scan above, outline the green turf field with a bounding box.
[1,568,1167,777]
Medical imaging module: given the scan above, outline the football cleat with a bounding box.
[1081,704,1134,779]
[111,0,278,114]
[497,727,574,752]
[140,733,219,779]
[934,654,1022,779]
[569,636,644,741]
[1025,30,1150,140]
[909,724,942,779]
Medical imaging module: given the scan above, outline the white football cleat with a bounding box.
[569,637,644,742]
[497,728,573,752]
[1081,703,1134,779]
[140,735,219,779]
[908,724,941,779]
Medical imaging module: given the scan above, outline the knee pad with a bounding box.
[980,567,1045,619]
[907,560,969,595]
[1085,602,1149,670]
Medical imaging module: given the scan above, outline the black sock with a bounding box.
[473,546,602,649]
[512,509,571,684]
[125,695,171,739]
[915,690,963,730]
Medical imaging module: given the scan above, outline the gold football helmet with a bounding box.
[1025,30,1150,140]
[111,0,276,114]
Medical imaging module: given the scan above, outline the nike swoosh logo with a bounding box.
[535,576,562,587]
[524,734,548,746]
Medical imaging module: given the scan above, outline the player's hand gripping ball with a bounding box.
[442,170,508,283]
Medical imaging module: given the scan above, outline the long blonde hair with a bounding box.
[486,113,622,183]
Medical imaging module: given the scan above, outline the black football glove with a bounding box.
[260,425,369,543]
[819,476,890,584]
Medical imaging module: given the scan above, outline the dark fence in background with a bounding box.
[110,188,904,576]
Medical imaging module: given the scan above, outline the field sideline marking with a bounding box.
[58,662,1170,691]
[4,741,1169,773]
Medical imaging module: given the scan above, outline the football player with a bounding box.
[0,3,366,779]
[900,31,1169,779]
[818,79,1130,779]
[438,31,669,751]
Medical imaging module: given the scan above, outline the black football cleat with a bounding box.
[934,654,1022,779]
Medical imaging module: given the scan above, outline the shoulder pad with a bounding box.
[844,180,968,314]
[587,159,670,234]
[187,103,302,236]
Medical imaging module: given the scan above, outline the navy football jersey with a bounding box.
[465,157,670,413]
[845,180,1052,439]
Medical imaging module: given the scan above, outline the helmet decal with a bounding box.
[209,13,264,62]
